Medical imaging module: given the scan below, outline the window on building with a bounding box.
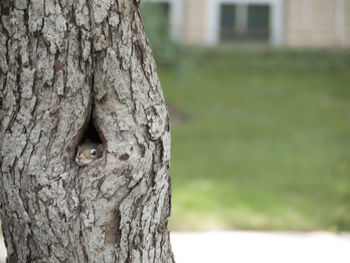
[220,4,270,43]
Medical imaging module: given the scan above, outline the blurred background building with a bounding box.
[144,0,350,47]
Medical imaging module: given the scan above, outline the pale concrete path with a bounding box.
[0,231,349,262]
[171,231,350,263]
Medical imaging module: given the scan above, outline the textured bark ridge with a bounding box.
[0,0,174,262]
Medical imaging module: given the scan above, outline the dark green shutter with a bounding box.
[220,4,236,42]
[247,5,270,41]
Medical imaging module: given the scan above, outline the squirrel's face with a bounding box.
[75,148,98,167]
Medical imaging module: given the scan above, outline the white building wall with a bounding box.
[284,0,350,47]
[144,0,350,47]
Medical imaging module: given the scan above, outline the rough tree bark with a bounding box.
[0,0,174,262]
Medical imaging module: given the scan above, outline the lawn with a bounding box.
[158,48,350,231]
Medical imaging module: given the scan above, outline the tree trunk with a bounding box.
[0,0,174,262]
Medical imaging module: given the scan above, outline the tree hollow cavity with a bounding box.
[75,112,106,167]
[82,117,103,145]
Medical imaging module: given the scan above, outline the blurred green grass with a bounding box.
[159,48,350,231]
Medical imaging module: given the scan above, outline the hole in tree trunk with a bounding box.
[75,114,106,167]
[83,119,103,145]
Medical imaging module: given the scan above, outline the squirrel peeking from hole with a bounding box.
[75,140,103,167]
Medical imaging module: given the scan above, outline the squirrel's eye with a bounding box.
[90,149,97,157]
